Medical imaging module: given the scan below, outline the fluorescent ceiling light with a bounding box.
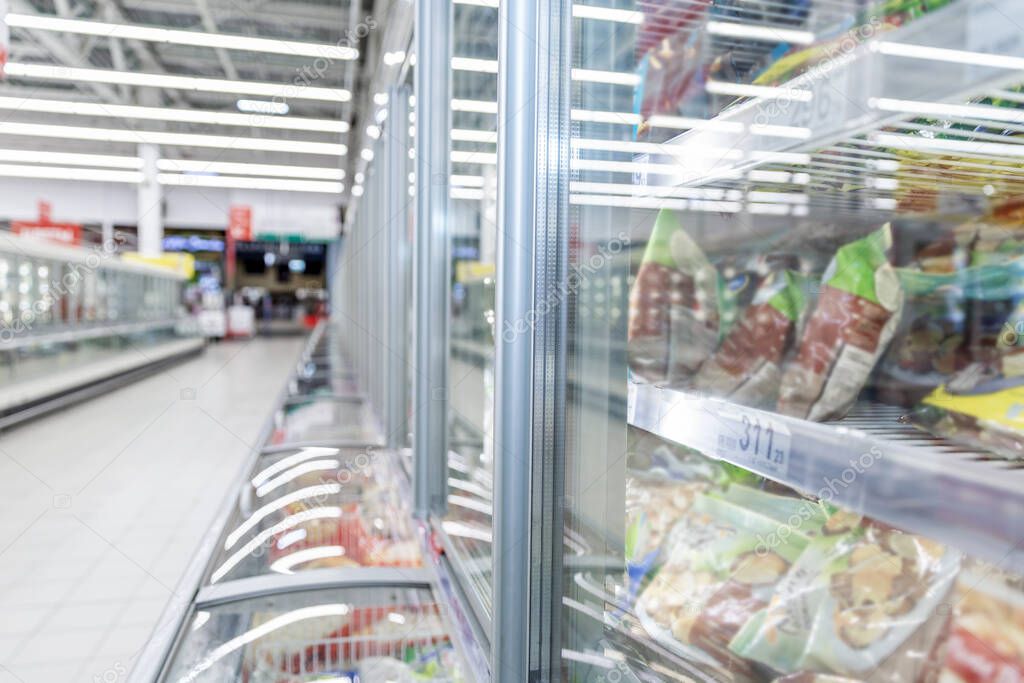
[0,163,141,183]
[452,0,643,25]
[451,187,484,200]
[236,99,289,115]
[365,124,381,140]
[706,20,814,45]
[250,447,339,488]
[157,159,344,180]
[354,172,365,184]
[0,95,347,133]
[224,483,342,549]
[451,98,498,114]
[451,150,497,165]
[873,132,1024,158]
[870,97,1024,123]
[705,80,812,101]
[351,185,364,197]
[0,148,142,168]
[360,148,374,161]
[572,5,642,23]
[451,56,499,73]
[570,109,642,126]
[159,173,342,193]
[373,92,389,106]
[4,62,351,103]
[871,41,1024,71]
[0,121,347,156]
[572,68,641,87]
[749,123,812,139]
[451,128,497,143]
[5,13,358,60]
[451,174,485,187]
[571,137,744,160]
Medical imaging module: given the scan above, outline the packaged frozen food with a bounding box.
[637,486,830,672]
[730,521,960,682]
[628,209,720,381]
[695,270,812,407]
[939,566,1024,683]
[778,225,904,421]
[913,349,1024,460]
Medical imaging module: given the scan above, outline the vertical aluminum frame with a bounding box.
[492,0,571,680]
[413,0,451,518]
[385,85,412,449]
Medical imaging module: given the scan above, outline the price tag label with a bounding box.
[713,407,791,478]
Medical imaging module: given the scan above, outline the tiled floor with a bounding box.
[0,336,304,683]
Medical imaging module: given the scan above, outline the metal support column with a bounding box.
[492,0,571,680]
[386,85,412,449]
[413,0,451,518]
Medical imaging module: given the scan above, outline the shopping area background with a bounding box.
[2,0,1024,682]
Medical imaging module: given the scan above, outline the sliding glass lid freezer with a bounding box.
[205,448,420,585]
[267,397,382,447]
[162,586,463,683]
[553,0,1024,680]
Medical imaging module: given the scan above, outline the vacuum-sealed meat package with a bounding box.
[695,269,813,407]
[778,225,904,421]
[730,521,960,682]
[628,209,720,382]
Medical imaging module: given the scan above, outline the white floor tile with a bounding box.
[0,337,303,676]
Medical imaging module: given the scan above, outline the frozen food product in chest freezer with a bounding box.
[695,270,813,408]
[778,225,904,421]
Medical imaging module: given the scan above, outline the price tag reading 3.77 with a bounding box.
[714,409,791,477]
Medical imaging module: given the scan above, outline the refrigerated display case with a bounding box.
[0,232,201,425]
[546,0,1024,681]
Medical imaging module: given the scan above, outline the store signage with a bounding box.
[228,205,252,242]
[12,200,82,246]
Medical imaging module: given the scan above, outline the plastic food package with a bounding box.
[939,565,1024,683]
[637,485,830,673]
[628,209,720,381]
[778,225,904,421]
[695,270,812,407]
[730,521,960,682]
[913,351,1024,460]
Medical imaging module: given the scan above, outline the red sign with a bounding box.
[13,201,81,246]
[228,205,252,242]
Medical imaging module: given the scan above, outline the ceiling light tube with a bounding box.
[4,62,350,103]
[0,148,142,168]
[706,80,812,101]
[0,163,141,183]
[572,5,642,23]
[451,128,497,143]
[0,95,347,133]
[873,132,1024,158]
[451,98,498,114]
[5,13,359,60]
[706,20,814,45]
[0,121,347,155]
[451,56,499,73]
[450,150,497,164]
[156,159,344,180]
[870,97,1024,124]
[451,187,485,200]
[871,40,1024,71]
[572,68,641,86]
[158,173,343,193]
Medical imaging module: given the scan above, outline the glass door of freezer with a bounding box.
[552,0,1024,681]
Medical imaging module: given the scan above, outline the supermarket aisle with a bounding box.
[0,336,304,683]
